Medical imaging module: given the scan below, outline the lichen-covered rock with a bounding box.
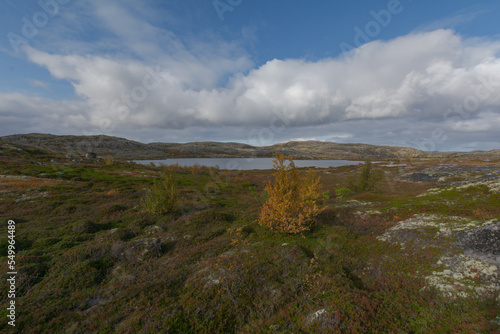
[145,225,163,235]
[305,308,338,328]
[85,152,97,159]
[377,214,492,244]
[403,173,439,182]
[110,238,162,262]
[453,222,500,265]
[100,228,135,241]
[378,214,500,297]
[426,254,499,297]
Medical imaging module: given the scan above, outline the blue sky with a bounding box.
[1,0,500,151]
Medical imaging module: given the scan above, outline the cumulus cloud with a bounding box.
[0,92,90,134]
[24,29,500,127]
[1,0,500,151]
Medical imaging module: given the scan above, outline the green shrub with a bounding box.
[334,185,350,199]
[347,161,384,194]
[142,171,178,214]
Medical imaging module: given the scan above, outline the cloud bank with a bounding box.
[1,1,500,151]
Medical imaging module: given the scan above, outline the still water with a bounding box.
[134,158,362,170]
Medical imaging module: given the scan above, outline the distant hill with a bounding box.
[1,133,499,161]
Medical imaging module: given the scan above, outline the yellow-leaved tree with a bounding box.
[258,153,324,234]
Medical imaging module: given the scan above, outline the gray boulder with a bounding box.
[110,238,162,262]
[453,222,500,255]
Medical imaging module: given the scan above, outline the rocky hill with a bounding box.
[1,133,499,161]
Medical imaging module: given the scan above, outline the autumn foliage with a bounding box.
[258,153,324,233]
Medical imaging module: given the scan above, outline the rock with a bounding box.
[426,253,500,297]
[305,309,337,328]
[145,225,163,235]
[127,237,162,260]
[72,220,98,234]
[403,173,439,182]
[446,175,499,188]
[85,152,97,159]
[102,228,135,241]
[453,222,500,263]
[110,238,162,262]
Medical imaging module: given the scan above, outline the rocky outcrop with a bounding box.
[401,166,500,185]
[453,222,500,265]
[2,133,500,161]
[377,214,500,297]
[85,152,97,159]
[402,173,440,182]
[1,134,166,159]
[110,238,162,262]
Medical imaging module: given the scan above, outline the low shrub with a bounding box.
[142,171,178,214]
[347,160,384,194]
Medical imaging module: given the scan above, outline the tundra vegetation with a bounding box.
[0,140,499,333]
[258,153,324,234]
[347,160,384,194]
[141,170,178,215]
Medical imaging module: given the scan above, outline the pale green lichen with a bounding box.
[377,214,495,243]
[425,254,499,297]
[421,179,500,197]
[378,214,500,297]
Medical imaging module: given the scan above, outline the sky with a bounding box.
[1,0,500,151]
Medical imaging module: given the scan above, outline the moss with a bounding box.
[187,209,231,227]
[32,237,62,248]
[72,220,99,234]
[0,154,498,333]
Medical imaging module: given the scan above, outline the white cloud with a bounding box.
[28,79,51,91]
[414,10,484,33]
[2,0,500,153]
[0,92,90,134]
[29,29,500,127]
[449,112,500,132]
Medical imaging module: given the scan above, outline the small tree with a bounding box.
[258,153,324,234]
[142,170,178,214]
[347,160,383,194]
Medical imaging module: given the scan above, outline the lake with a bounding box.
[134,158,362,170]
